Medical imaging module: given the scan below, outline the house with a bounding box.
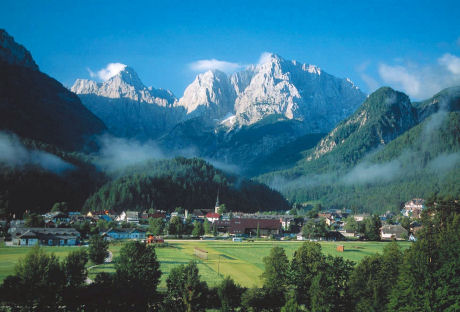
[280,217,294,230]
[43,211,70,224]
[11,227,80,246]
[101,228,146,240]
[116,211,140,223]
[215,218,281,236]
[402,198,425,218]
[353,214,370,222]
[380,224,408,240]
[191,209,214,219]
[206,212,221,223]
[339,229,356,238]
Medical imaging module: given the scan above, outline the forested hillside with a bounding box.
[258,87,460,213]
[83,157,289,213]
[0,138,106,218]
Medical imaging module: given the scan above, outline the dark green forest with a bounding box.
[0,139,105,218]
[83,157,289,213]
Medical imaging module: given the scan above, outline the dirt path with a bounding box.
[85,250,113,284]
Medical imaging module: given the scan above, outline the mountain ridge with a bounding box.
[0,29,106,151]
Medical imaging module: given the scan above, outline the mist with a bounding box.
[93,135,165,173]
[93,134,241,175]
[0,132,73,174]
[341,159,402,184]
[428,152,460,173]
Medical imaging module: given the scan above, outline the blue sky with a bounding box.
[1,0,460,99]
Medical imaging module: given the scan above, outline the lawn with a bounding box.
[0,240,411,288]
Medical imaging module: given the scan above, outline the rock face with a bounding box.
[176,70,236,120]
[232,53,366,132]
[71,67,183,139]
[0,29,38,70]
[0,29,106,151]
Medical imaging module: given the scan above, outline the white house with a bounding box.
[402,198,425,218]
[206,212,221,223]
[116,211,140,223]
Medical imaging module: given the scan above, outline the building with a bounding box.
[11,227,80,246]
[206,212,221,223]
[116,211,140,223]
[280,217,294,230]
[101,228,146,240]
[191,209,214,219]
[215,218,281,236]
[380,224,408,240]
[402,198,425,218]
[353,214,370,222]
[339,229,356,238]
[43,211,70,224]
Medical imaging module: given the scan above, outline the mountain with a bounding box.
[232,53,366,132]
[73,54,365,164]
[0,30,38,70]
[414,86,460,121]
[305,87,418,169]
[83,157,290,213]
[175,69,236,120]
[0,136,107,217]
[0,29,106,151]
[71,66,184,140]
[156,54,366,169]
[257,86,460,212]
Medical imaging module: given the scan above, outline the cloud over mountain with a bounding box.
[88,62,127,81]
[189,58,243,73]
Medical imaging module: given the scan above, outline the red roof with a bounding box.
[206,212,221,218]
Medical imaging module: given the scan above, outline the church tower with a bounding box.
[214,189,220,214]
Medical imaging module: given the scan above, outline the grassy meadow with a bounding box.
[0,240,411,289]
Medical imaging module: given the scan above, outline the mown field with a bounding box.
[0,240,411,289]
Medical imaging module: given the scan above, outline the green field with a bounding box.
[0,240,411,289]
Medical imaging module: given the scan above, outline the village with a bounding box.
[0,197,426,247]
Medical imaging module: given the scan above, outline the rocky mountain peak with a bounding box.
[233,54,365,131]
[109,65,145,89]
[71,66,176,107]
[176,69,236,119]
[0,29,38,70]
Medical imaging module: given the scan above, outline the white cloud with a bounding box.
[189,59,242,73]
[378,64,421,96]
[0,132,73,174]
[378,53,460,99]
[88,63,127,81]
[258,52,274,65]
[439,53,460,75]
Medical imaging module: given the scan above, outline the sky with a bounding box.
[1,0,460,99]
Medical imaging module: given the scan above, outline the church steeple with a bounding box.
[215,189,220,213]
